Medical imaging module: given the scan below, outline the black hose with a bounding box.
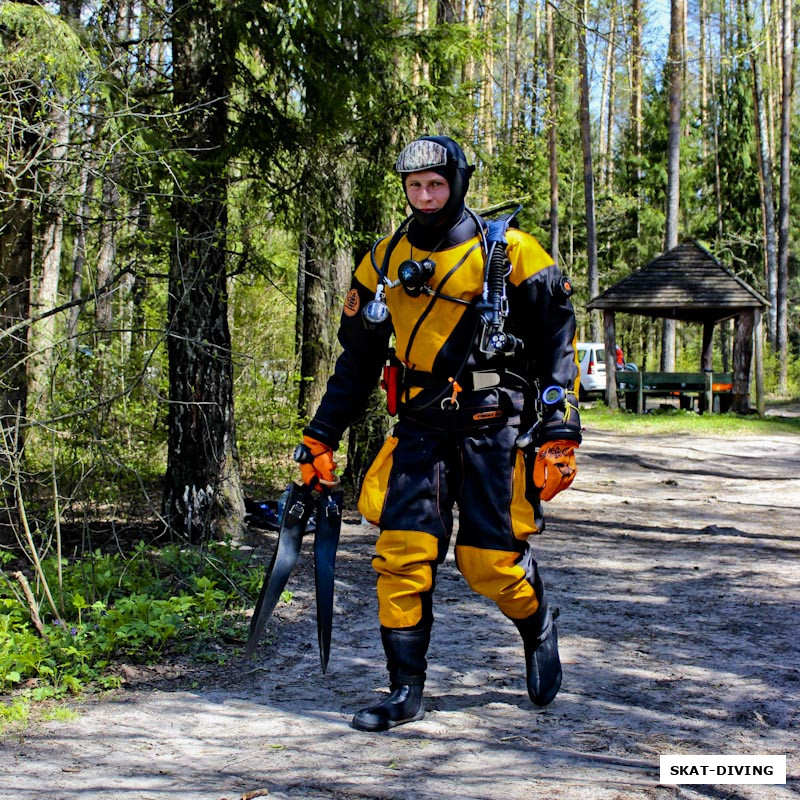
[487,241,507,325]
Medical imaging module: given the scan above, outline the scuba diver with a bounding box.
[294,135,582,731]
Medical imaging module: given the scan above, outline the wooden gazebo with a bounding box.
[586,240,770,413]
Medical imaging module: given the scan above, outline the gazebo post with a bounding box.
[701,322,714,371]
[700,321,714,412]
[603,310,619,410]
[754,308,765,416]
[732,310,754,413]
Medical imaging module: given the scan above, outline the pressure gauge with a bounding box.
[541,385,566,407]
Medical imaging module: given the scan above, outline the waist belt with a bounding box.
[403,368,528,392]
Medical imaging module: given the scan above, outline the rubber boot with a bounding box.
[513,603,562,707]
[351,625,429,732]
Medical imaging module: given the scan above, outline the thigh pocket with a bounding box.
[510,447,541,539]
[357,435,399,525]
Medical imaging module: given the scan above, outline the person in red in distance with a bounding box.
[293,135,581,731]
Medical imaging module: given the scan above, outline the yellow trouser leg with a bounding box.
[455,544,539,620]
[373,530,439,629]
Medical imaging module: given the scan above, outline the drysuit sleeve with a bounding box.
[506,231,582,445]
[304,262,391,451]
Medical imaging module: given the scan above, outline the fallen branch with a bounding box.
[13,571,49,641]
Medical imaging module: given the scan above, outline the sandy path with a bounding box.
[3,426,799,800]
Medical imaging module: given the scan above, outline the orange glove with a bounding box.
[533,439,578,501]
[294,435,338,491]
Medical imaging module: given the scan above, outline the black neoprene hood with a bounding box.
[395,136,475,228]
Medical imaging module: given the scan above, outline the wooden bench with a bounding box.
[615,371,734,414]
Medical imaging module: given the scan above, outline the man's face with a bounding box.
[404,170,451,217]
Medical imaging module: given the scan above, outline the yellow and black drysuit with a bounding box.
[304,199,582,724]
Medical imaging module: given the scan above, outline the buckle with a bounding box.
[470,371,501,391]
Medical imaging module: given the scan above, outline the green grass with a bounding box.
[0,696,79,735]
[580,402,800,437]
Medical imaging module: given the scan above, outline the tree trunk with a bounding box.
[67,117,96,350]
[546,0,559,265]
[28,103,70,411]
[731,311,754,413]
[661,0,684,372]
[1,16,40,539]
[763,0,777,165]
[744,2,778,348]
[481,0,496,166]
[603,311,619,410]
[436,0,459,88]
[775,0,792,392]
[298,164,354,420]
[599,6,616,188]
[698,0,708,158]
[163,3,244,543]
[0,187,33,515]
[578,0,600,341]
[510,0,525,140]
[414,0,430,87]
[529,0,542,129]
[629,0,643,238]
[463,0,476,85]
[95,157,121,336]
[664,0,684,244]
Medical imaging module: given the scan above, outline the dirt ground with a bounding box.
[3,421,799,800]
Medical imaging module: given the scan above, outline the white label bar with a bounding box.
[660,755,786,784]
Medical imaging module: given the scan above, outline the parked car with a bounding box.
[577,342,607,399]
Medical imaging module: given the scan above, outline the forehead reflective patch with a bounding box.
[395,140,448,173]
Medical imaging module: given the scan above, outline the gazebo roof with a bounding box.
[586,240,769,324]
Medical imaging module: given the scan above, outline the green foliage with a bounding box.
[0,3,88,91]
[0,540,263,699]
[228,226,305,491]
[486,133,549,232]
[22,312,171,522]
[762,344,800,398]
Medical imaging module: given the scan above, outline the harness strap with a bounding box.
[403,367,528,393]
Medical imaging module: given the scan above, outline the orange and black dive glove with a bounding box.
[294,435,338,491]
[533,439,579,501]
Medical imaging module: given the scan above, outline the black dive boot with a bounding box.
[513,602,562,707]
[351,625,429,732]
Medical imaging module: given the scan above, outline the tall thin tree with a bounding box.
[546,0,559,265]
[661,0,685,372]
[744,2,778,347]
[775,0,793,392]
[577,0,600,343]
[629,0,643,239]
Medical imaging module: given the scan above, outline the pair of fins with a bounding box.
[245,482,343,673]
